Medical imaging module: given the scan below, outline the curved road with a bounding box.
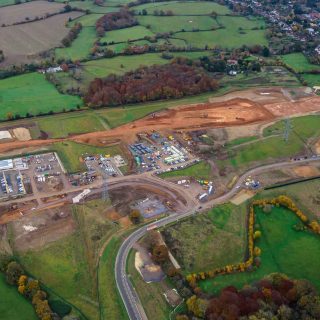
[115,156,320,320]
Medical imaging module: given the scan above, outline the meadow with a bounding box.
[52,141,125,173]
[221,114,320,169]
[69,0,119,13]
[55,26,98,61]
[162,203,247,274]
[83,53,166,77]
[281,53,320,73]
[159,161,212,180]
[17,199,122,320]
[20,233,98,320]
[176,16,266,49]
[132,1,231,15]
[263,115,320,139]
[225,134,305,169]
[0,0,17,6]
[83,51,208,81]
[301,73,320,87]
[137,15,219,33]
[70,13,104,27]
[37,113,107,138]
[0,73,82,119]
[100,25,154,44]
[0,273,37,320]
[200,205,320,294]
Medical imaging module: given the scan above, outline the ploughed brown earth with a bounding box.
[1,87,320,153]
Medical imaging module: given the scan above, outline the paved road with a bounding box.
[115,156,320,320]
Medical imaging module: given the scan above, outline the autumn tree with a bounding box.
[6,261,24,285]
[152,244,169,263]
[129,209,142,224]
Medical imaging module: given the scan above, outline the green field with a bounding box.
[137,15,219,33]
[0,0,15,5]
[100,25,154,44]
[98,237,129,320]
[0,273,37,320]
[127,249,171,320]
[0,73,82,119]
[159,161,212,180]
[226,136,258,147]
[83,52,208,81]
[200,205,320,294]
[220,114,320,169]
[55,27,98,61]
[69,0,119,13]
[71,13,104,27]
[263,115,320,139]
[132,1,231,15]
[83,53,168,79]
[301,73,320,87]
[53,141,124,173]
[176,16,266,49]
[20,234,98,319]
[38,113,107,138]
[224,134,305,169]
[281,53,320,73]
[162,203,247,274]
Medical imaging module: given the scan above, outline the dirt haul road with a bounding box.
[0,88,320,153]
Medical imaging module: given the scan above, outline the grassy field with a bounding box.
[100,25,154,44]
[132,1,231,15]
[69,0,119,13]
[83,53,168,79]
[0,73,82,119]
[226,136,258,147]
[162,203,247,274]
[127,249,172,320]
[55,27,98,61]
[159,161,212,180]
[70,13,104,27]
[257,179,320,221]
[263,115,320,139]
[20,233,98,320]
[98,237,129,320]
[16,199,123,320]
[200,204,320,294]
[137,15,219,33]
[53,141,125,173]
[281,53,320,73]
[219,114,320,169]
[176,16,266,49]
[37,113,107,138]
[0,273,37,320]
[224,134,305,169]
[301,73,320,87]
[0,0,16,6]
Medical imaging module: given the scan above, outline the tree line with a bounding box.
[84,62,219,107]
[183,273,320,320]
[61,23,82,47]
[95,9,138,37]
